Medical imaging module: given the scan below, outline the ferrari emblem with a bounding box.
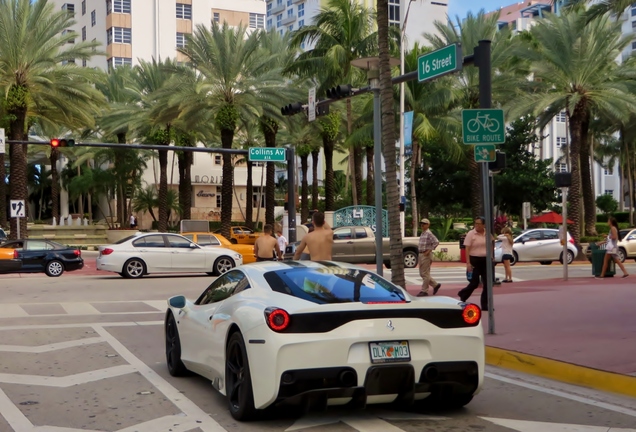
[386,320,394,331]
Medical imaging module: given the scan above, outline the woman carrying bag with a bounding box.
[596,216,629,279]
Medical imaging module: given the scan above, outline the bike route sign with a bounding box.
[462,109,505,144]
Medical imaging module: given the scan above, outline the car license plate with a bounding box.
[369,341,410,364]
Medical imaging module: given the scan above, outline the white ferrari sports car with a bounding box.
[164,261,484,421]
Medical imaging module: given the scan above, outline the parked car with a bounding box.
[495,228,576,266]
[181,232,256,264]
[164,261,484,421]
[584,229,635,263]
[283,226,421,268]
[0,239,83,276]
[96,233,243,278]
[213,226,262,245]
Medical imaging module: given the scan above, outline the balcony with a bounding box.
[270,3,285,14]
[292,0,303,4]
[281,14,296,25]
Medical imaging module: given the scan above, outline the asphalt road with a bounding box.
[0,275,635,432]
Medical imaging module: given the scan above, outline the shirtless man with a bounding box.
[293,212,333,261]
[254,224,280,261]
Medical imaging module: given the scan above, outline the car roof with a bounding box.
[239,260,365,278]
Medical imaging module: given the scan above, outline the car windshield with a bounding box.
[263,267,407,304]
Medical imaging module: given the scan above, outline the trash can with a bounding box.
[459,234,467,264]
[590,243,615,277]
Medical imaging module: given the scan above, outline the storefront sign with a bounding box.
[196,190,216,198]
[193,175,222,184]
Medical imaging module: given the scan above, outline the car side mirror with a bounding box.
[168,295,186,309]
[333,234,337,240]
[189,243,197,248]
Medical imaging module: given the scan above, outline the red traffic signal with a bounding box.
[50,138,75,148]
[50,138,60,148]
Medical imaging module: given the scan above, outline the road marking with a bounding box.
[486,371,636,418]
[0,365,136,387]
[285,412,447,431]
[0,387,32,431]
[143,300,166,311]
[481,417,636,431]
[60,302,102,315]
[0,304,29,318]
[0,336,104,353]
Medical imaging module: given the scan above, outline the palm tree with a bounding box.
[0,0,104,239]
[509,10,636,242]
[175,23,286,239]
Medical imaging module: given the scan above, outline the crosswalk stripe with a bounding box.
[0,304,29,318]
[61,302,102,315]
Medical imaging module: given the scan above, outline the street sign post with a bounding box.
[418,43,462,82]
[0,128,5,154]
[474,144,496,163]
[10,200,25,239]
[308,87,316,122]
[462,109,505,144]
[248,147,287,162]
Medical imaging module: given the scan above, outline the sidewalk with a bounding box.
[405,276,636,397]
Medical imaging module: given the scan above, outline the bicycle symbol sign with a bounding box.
[462,109,505,145]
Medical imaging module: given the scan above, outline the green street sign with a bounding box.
[462,109,505,144]
[248,147,287,162]
[418,44,462,82]
[474,144,496,163]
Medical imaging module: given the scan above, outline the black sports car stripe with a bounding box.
[281,261,308,268]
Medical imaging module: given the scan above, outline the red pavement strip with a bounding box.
[4,260,636,398]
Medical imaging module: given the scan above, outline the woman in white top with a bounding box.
[497,227,514,283]
[597,216,629,278]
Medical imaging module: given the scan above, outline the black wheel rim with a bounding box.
[166,318,179,371]
[226,340,245,411]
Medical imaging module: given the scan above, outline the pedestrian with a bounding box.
[597,216,629,278]
[458,216,495,311]
[276,228,287,261]
[129,214,137,229]
[293,211,333,261]
[416,218,441,297]
[498,227,514,283]
[254,224,280,262]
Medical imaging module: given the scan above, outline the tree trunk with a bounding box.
[347,98,357,206]
[50,148,60,223]
[220,128,234,240]
[377,0,404,287]
[354,145,363,206]
[579,110,596,236]
[178,150,193,221]
[311,149,319,210]
[157,127,170,232]
[246,160,254,229]
[323,135,335,211]
[410,139,420,234]
[626,134,635,226]
[115,133,126,227]
[262,118,278,227]
[300,153,309,223]
[366,144,374,205]
[567,107,584,245]
[0,153,6,228]
[7,88,28,240]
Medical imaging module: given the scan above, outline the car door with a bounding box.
[131,235,172,272]
[622,230,636,257]
[21,240,50,271]
[166,234,208,272]
[352,227,375,263]
[332,228,355,261]
[540,230,562,260]
[178,272,242,376]
[233,227,248,244]
[514,230,543,261]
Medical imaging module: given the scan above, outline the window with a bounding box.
[605,189,614,196]
[287,0,292,5]
[519,231,542,243]
[556,137,567,148]
[176,32,186,48]
[216,186,222,208]
[333,228,353,240]
[81,0,86,15]
[604,168,613,175]
[108,27,132,44]
[298,3,304,17]
[167,235,193,248]
[542,231,559,240]
[252,186,265,208]
[132,235,166,248]
[288,25,293,32]
[277,14,282,27]
[632,20,636,29]
[555,163,567,172]
[82,26,86,41]
[195,271,246,305]
[214,155,222,165]
[214,12,220,23]
[287,8,294,16]
[62,29,75,44]
[388,0,400,25]
[176,3,192,20]
[299,19,304,27]
[92,38,97,51]
[108,57,132,69]
[91,10,96,26]
[107,0,131,14]
[196,235,221,246]
[267,3,272,17]
[267,18,272,28]
[249,13,265,29]
[26,241,52,251]
[277,0,283,5]
[556,111,566,122]
[62,3,75,16]
[82,59,87,67]
[632,41,636,50]
[355,228,368,239]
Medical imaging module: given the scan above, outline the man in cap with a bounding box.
[417,218,441,297]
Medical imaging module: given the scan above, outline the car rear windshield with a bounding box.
[263,267,407,304]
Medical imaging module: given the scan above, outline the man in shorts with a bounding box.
[293,211,333,261]
[254,224,280,261]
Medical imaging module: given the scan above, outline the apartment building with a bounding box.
[53,0,266,70]
[264,0,448,49]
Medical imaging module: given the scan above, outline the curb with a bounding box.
[485,346,636,398]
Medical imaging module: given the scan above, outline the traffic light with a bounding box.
[316,104,330,117]
[326,84,352,99]
[50,138,75,148]
[488,151,505,172]
[281,102,304,116]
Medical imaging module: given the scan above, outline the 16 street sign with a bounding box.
[418,44,462,82]
[462,109,505,144]
[248,147,287,162]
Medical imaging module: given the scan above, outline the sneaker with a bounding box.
[494,279,502,285]
[433,283,442,295]
[416,291,428,297]
[595,276,604,279]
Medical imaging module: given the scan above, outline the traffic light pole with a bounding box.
[286,146,297,243]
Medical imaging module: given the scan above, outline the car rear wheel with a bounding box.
[225,332,257,421]
[618,248,626,263]
[122,258,145,278]
[165,313,188,377]
[230,238,238,244]
[403,250,418,268]
[510,252,518,266]
[559,250,574,265]
[539,261,552,265]
[212,256,235,275]
[45,260,64,277]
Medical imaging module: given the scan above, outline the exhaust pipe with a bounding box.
[339,370,357,387]
[423,365,439,382]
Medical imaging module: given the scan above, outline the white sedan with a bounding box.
[495,228,577,265]
[97,233,243,278]
[164,261,484,421]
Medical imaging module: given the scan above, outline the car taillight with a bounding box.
[569,237,575,244]
[462,304,481,325]
[101,248,114,255]
[264,307,290,332]
[74,249,81,257]
[13,250,18,259]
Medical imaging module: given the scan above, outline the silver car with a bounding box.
[495,228,576,266]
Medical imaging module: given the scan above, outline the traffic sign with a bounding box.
[248,147,287,162]
[462,109,505,144]
[10,200,25,218]
[474,144,496,163]
[418,44,462,82]
[308,87,316,122]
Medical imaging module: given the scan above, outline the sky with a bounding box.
[448,0,509,20]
